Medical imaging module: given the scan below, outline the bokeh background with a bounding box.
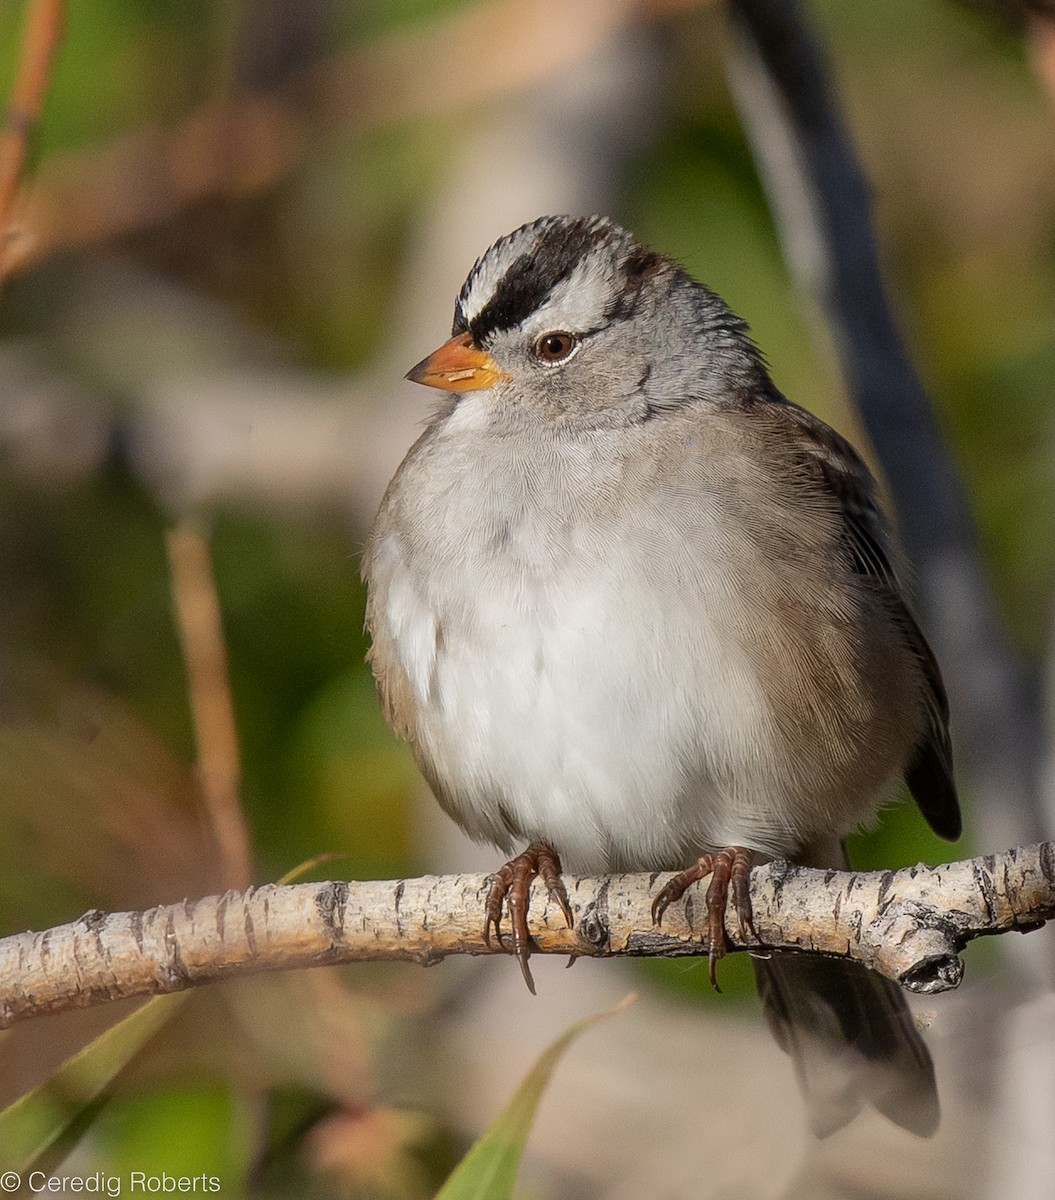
[0,1,1053,1196]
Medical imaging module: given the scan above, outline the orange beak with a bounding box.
[405,331,508,391]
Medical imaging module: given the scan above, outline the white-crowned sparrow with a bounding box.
[363,214,960,1138]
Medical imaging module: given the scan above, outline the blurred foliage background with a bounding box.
[0,0,1052,1197]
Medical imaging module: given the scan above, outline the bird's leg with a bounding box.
[651,845,757,990]
[483,840,574,994]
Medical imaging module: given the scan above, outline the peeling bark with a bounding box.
[1,844,1052,1027]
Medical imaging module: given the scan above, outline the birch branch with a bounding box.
[2,843,1052,1028]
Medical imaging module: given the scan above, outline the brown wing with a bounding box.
[766,394,961,841]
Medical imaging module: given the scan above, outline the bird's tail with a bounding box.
[752,951,939,1137]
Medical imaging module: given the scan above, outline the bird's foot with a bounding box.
[483,840,573,994]
[651,846,757,991]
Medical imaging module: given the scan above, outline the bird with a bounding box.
[362,214,960,1138]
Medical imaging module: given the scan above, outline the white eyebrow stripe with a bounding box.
[459,236,529,326]
[516,254,618,336]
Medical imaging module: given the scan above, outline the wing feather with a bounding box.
[762,394,961,841]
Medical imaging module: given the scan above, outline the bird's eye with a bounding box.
[533,332,578,363]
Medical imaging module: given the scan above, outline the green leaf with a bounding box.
[0,993,182,1169]
[277,851,350,885]
[435,994,635,1200]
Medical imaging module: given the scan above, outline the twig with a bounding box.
[3,0,711,278]
[165,522,252,889]
[1027,9,1055,109]
[0,0,64,286]
[1,844,1052,1027]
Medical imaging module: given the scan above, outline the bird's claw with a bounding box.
[651,846,757,991]
[482,841,573,994]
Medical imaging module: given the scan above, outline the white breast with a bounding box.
[373,437,801,873]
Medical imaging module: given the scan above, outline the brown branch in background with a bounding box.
[165,522,252,889]
[1027,9,1055,107]
[3,0,710,277]
[723,1,1049,971]
[0,844,1052,1028]
[0,0,64,285]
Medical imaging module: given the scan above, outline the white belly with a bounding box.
[374,525,796,873]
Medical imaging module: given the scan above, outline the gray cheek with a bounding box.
[578,357,651,409]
